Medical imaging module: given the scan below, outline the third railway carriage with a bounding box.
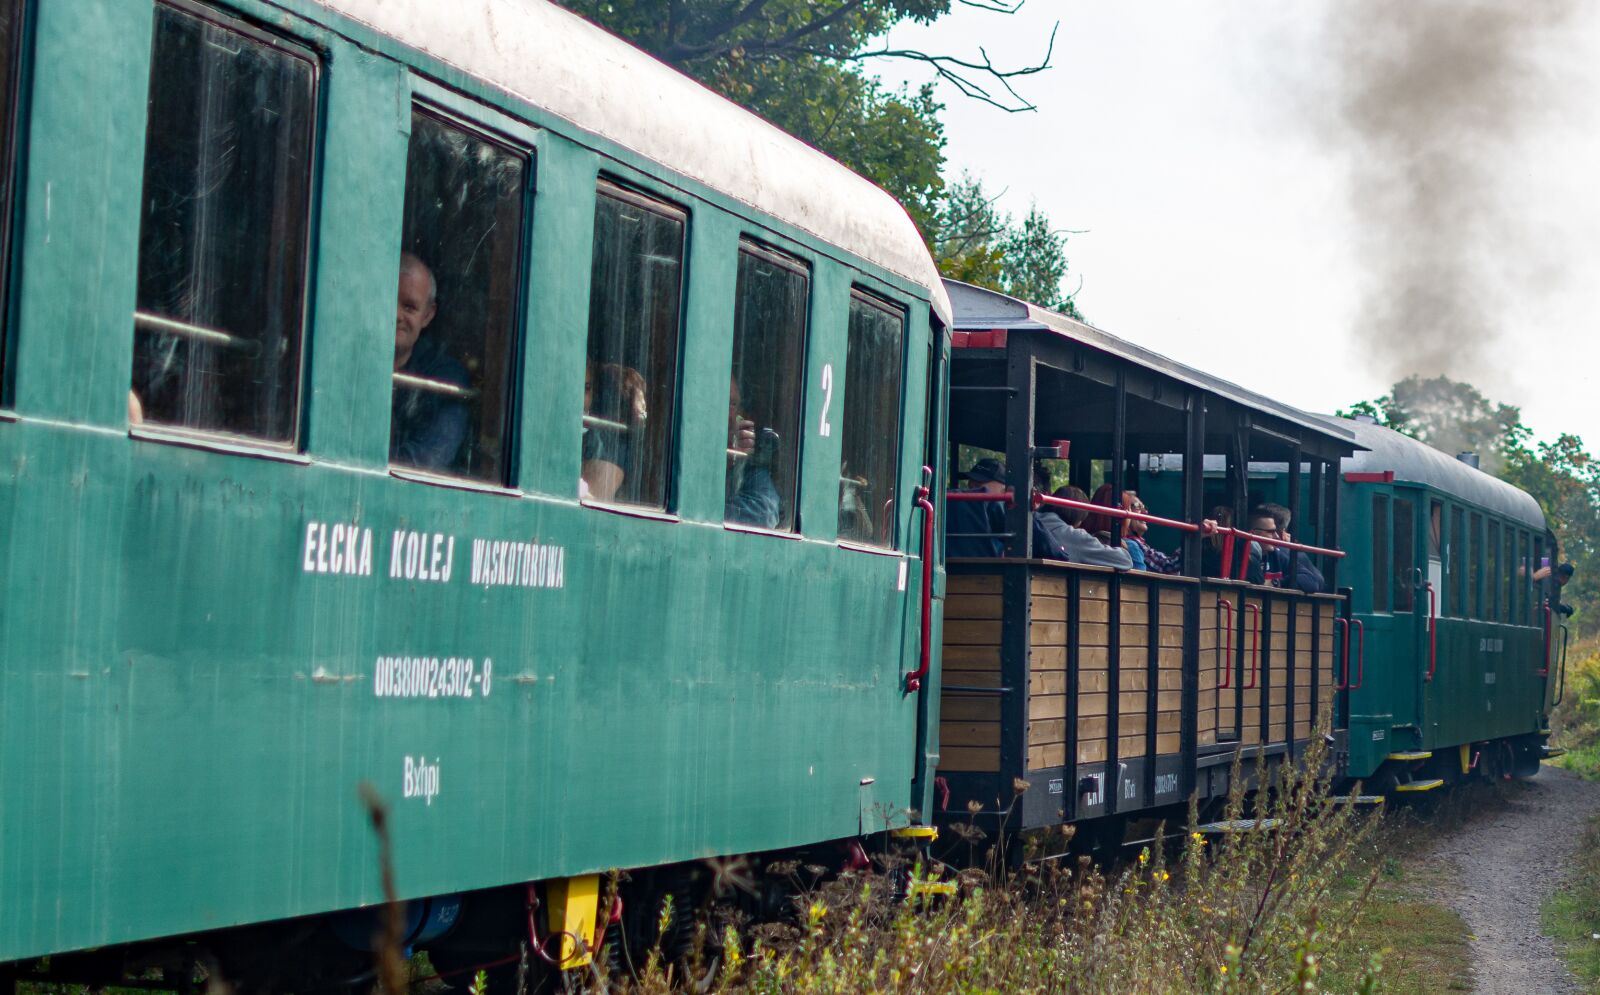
[1330,416,1565,790]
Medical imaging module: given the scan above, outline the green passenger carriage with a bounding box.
[1332,417,1562,788]
[0,0,950,983]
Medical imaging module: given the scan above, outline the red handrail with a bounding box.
[1349,619,1365,691]
[906,467,936,693]
[1243,602,1261,690]
[1220,531,1237,580]
[1217,598,1235,689]
[1232,530,1348,559]
[1425,582,1437,681]
[946,489,1016,508]
[1539,599,1552,677]
[1334,617,1350,690]
[1032,492,1206,534]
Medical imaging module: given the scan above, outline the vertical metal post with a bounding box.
[1325,463,1341,590]
[1183,394,1205,577]
[1066,571,1081,822]
[1287,444,1303,588]
[1112,373,1127,514]
[1146,581,1161,803]
[1231,418,1250,578]
[1107,572,1122,816]
[1003,348,1036,559]
[1180,583,1200,800]
[999,342,1033,807]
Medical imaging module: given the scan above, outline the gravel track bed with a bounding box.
[1421,766,1600,995]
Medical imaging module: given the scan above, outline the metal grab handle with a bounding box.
[905,467,936,693]
[1218,599,1235,689]
[1555,624,1571,706]
[1334,617,1351,690]
[1539,600,1553,677]
[1243,602,1261,690]
[1349,619,1365,691]
[1425,582,1438,682]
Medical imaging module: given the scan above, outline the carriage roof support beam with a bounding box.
[1112,371,1127,521]
[1004,345,1036,559]
[1183,395,1206,578]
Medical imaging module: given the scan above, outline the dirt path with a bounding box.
[1421,766,1600,995]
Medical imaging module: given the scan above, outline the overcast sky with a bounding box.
[874,1,1600,448]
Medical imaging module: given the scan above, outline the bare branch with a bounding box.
[958,0,1026,11]
[841,21,1057,113]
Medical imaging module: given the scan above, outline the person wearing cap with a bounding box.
[946,458,1010,558]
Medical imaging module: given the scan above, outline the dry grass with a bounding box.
[579,738,1389,994]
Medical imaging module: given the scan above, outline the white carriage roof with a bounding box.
[316,0,951,325]
[1323,416,1547,529]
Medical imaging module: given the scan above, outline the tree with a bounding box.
[551,0,1054,238]
[1337,375,1528,476]
[934,173,1082,318]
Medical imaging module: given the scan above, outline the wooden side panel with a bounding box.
[1119,580,1149,760]
[1200,588,1238,745]
[1064,574,1110,767]
[940,579,1003,772]
[1268,601,1291,744]
[1241,594,1265,745]
[1027,572,1070,770]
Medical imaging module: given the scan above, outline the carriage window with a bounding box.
[391,108,528,484]
[1532,535,1545,620]
[1504,527,1515,624]
[1447,506,1465,616]
[1487,520,1501,621]
[1467,512,1483,618]
[725,242,808,531]
[1371,494,1391,612]
[1393,497,1415,612]
[1517,530,1530,624]
[130,3,317,443]
[580,183,684,510]
[1428,499,1442,559]
[836,291,904,547]
[0,0,24,393]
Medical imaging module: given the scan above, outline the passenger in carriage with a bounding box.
[581,359,647,501]
[390,253,470,472]
[724,376,781,528]
[1086,483,1151,568]
[1033,483,1134,569]
[1125,495,1183,575]
[945,458,1009,557]
[1201,506,1265,584]
[1252,504,1326,594]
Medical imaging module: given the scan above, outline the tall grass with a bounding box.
[583,737,1384,994]
[1552,636,1600,779]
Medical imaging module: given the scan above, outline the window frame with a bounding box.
[579,174,691,519]
[129,0,322,457]
[1371,493,1391,614]
[1487,518,1501,622]
[387,80,540,494]
[722,234,813,538]
[835,284,909,554]
[1392,495,1416,613]
[0,0,28,408]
